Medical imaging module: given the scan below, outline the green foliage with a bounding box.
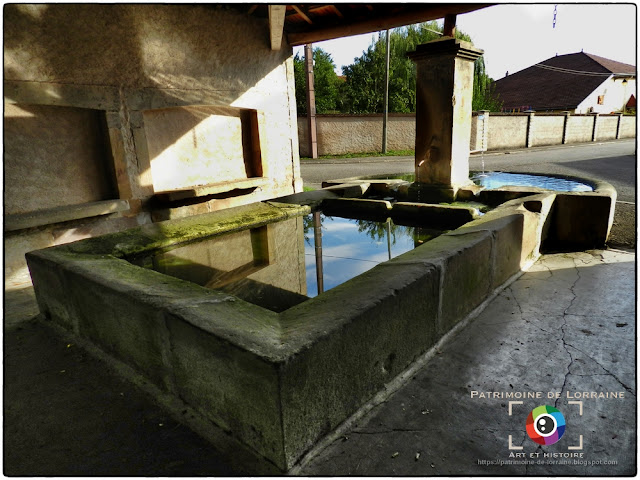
[354,218,399,244]
[294,48,342,114]
[340,22,445,114]
[295,22,502,115]
[472,57,503,112]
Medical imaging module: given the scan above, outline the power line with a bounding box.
[533,63,615,77]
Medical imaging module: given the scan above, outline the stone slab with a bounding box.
[5,199,130,232]
[154,178,270,202]
[391,202,477,229]
[321,198,392,220]
[545,193,615,250]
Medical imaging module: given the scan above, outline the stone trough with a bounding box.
[26,175,616,473]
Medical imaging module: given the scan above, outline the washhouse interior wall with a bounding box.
[4,4,302,286]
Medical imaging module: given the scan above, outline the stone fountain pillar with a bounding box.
[408,38,484,202]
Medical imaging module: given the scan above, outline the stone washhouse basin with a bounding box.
[26,174,616,472]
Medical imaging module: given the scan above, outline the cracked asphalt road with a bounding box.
[298,249,635,476]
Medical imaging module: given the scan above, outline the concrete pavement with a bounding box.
[4,248,635,475]
[296,249,636,475]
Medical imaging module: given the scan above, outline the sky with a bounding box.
[293,3,637,80]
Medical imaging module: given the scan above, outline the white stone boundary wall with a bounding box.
[298,112,635,156]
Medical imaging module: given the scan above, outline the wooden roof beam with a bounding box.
[268,5,287,50]
[330,5,344,18]
[292,5,313,24]
[287,4,491,46]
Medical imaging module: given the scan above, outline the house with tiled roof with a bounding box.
[492,52,636,113]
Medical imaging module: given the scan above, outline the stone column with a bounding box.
[615,112,624,139]
[407,38,483,202]
[562,111,571,144]
[524,110,535,148]
[591,112,600,142]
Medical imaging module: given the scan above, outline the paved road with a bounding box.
[300,139,636,203]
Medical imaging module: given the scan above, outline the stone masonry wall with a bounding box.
[487,114,528,149]
[619,115,636,137]
[298,114,415,157]
[530,115,564,147]
[298,112,635,156]
[4,4,300,286]
[565,115,595,144]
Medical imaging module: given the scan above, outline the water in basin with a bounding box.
[471,172,593,192]
[128,213,444,312]
[303,213,442,298]
[361,172,594,192]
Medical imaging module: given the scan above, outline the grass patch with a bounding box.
[303,186,316,192]
[301,149,414,160]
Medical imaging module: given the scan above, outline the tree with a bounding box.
[472,56,503,111]
[340,22,502,113]
[293,48,342,115]
[340,22,442,114]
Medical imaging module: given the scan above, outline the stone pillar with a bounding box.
[407,38,483,202]
[591,112,600,142]
[561,111,571,144]
[524,110,535,148]
[615,112,624,139]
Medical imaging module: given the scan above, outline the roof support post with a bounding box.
[443,14,457,37]
[268,5,286,50]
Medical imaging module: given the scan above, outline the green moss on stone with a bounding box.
[62,202,310,259]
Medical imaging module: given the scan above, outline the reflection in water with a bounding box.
[127,212,445,311]
[303,214,443,298]
[128,218,309,312]
[313,211,324,295]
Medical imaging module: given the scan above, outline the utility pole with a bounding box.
[382,29,391,154]
[304,43,318,159]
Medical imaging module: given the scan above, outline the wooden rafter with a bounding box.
[287,4,491,46]
[292,5,313,24]
[330,5,343,18]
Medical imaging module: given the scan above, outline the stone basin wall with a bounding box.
[26,181,616,472]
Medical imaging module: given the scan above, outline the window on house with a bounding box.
[597,95,605,105]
